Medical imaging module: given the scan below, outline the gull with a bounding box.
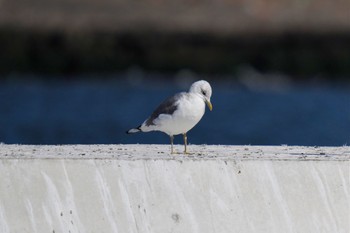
[127,80,213,154]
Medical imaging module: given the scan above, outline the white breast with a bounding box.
[157,93,205,135]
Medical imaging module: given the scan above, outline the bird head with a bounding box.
[189,80,213,111]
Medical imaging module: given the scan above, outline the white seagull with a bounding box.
[127,80,213,154]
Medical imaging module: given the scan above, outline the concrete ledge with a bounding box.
[0,144,349,233]
[0,144,349,160]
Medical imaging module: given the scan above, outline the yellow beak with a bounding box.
[205,99,213,111]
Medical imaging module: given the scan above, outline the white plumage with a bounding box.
[127,80,213,154]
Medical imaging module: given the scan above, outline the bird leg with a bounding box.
[170,135,175,154]
[183,133,188,154]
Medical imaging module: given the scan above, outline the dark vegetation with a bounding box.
[1,28,350,80]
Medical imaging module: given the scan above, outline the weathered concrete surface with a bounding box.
[0,144,349,233]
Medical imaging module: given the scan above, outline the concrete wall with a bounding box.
[0,144,349,233]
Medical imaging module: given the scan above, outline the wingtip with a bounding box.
[126,126,142,134]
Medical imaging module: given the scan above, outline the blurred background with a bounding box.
[0,0,349,146]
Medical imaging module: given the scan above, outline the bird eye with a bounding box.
[201,89,207,96]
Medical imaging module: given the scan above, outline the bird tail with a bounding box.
[126,125,142,134]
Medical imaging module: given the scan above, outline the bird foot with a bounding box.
[184,151,194,155]
[171,150,178,155]
[171,150,193,155]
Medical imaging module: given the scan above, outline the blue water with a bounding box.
[0,77,349,146]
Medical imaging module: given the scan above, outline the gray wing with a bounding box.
[145,93,184,126]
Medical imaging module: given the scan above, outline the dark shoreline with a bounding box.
[1,28,350,80]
